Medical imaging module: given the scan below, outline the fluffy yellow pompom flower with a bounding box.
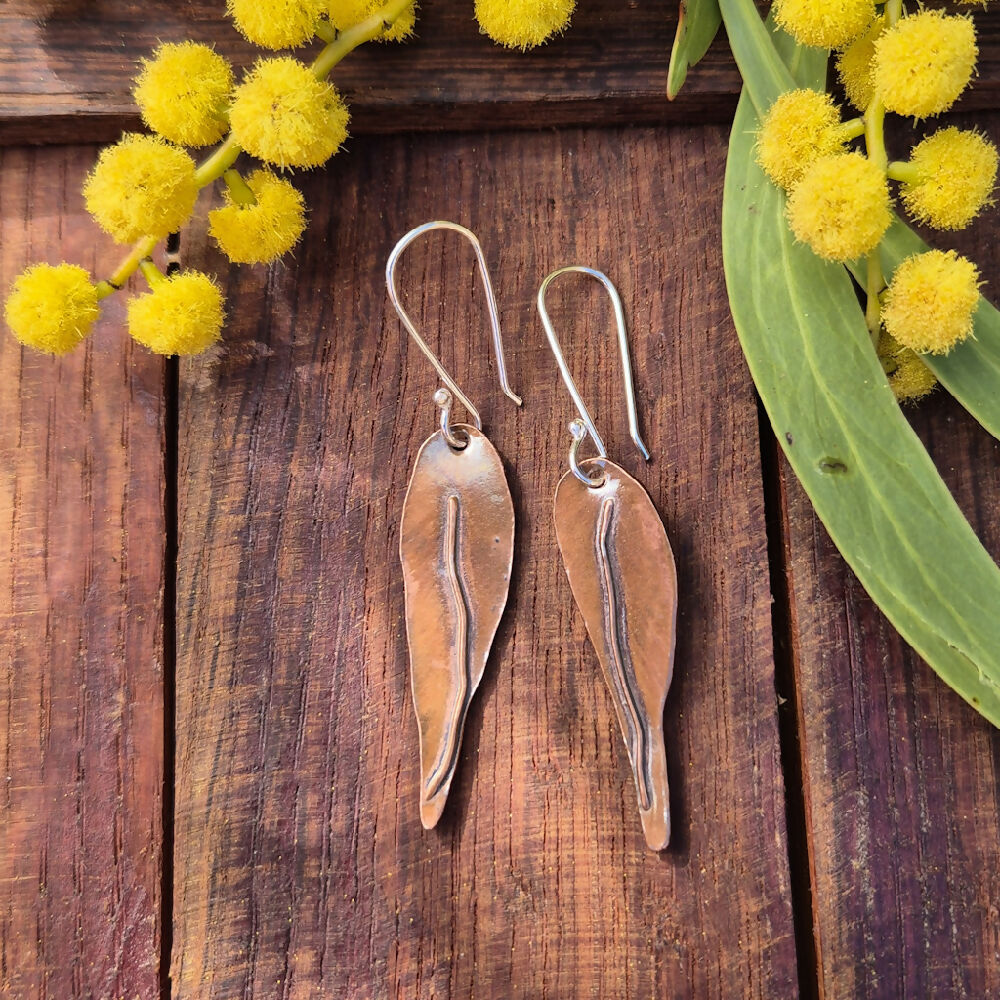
[873,11,977,118]
[756,90,847,191]
[227,0,326,49]
[877,332,938,403]
[4,263,100,355]
[128,271,225,356]
[836,16,885,110]
[475,0,575,50]
[229,58,349,169]
[328,0,417,42]
[133,42,233,147]
[773,0,875,50]
[786,152,890,262]
[882,250,980,354]
[209,170,307,264]
[897,127,997,230]
[83,134,199,243]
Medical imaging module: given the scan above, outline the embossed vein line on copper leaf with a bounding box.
[596,496,652,811]
[426,492,471,799]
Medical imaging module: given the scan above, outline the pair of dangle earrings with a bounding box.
[387,222,678,851]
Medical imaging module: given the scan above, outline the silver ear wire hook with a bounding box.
[386,221,522,447]
[537,266,650,486]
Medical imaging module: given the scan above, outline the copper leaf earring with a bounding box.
[387,221,521,829]
[537,266,678,851]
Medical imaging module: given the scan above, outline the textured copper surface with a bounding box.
[554,459,678,850]
[399,425,515,828]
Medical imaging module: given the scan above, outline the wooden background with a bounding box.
[1,3,999,998]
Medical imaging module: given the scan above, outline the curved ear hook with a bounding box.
[537,266,650,482]
[386,221,522,432]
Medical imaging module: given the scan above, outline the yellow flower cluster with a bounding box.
[883,250,980,355]
[4,264,100,355]
[4,0,420,357]
[229,57,350,169]
[773,0,875,50]
[134,42,233,147]
[877,332,938,403]
[330,0,417,42]
[836,16,885,110]
[874,11,977,118]
[897,127,997,230]
[209,170,307,264]
[228,0,326,49]
[128,271,225,356]
[756,89,848,190]
[786,153,889,261]
[475,0,575,50]
[756,1,994,387]
[83,134,199,243]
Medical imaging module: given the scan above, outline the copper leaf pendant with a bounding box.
[399,425,514,828]
[554,460,678,850]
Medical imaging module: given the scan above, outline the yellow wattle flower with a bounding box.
[877,332,938,404]
[209,170,307,264]
[785,152,890,262]
[83,134,199,244]
[229,57,350,169]
[873,11,978,118]
[227,0,326,49]
[328,0,417,42]
[836,16,885,111]
[756,89,848,191]
[898,127,998,230]
[4,263,100,355]
[474,0,576,50]
[882,250,980,355]
[772,0,875,50]
[128,271,225,356]
[133,42,233,147]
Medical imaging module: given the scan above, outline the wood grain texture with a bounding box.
[6,0,999,145]
[779,112,1000,1000]
[0,147,166,999]
[0,0,736,145]
[171,126,797,998]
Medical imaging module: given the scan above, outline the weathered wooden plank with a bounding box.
[0,0,727,145]
[171,125,797,998]
[0,147,167,999]
[779,112,1000,999]
[5,1,1000,146]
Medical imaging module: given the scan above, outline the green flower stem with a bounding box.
[311,0,412,79]
[106,235,158,291]
[887,160,920,185]
[223,168,258,206]
[839,118,866,142]
[193,136,242,188]
[100,0,411,298]
[314,18,337,44]
[861,0,903,340]
[139,259,166,287]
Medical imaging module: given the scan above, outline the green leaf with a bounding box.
[667,0,722,100]
[720,0,1000,723]
[718,0,797,113]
